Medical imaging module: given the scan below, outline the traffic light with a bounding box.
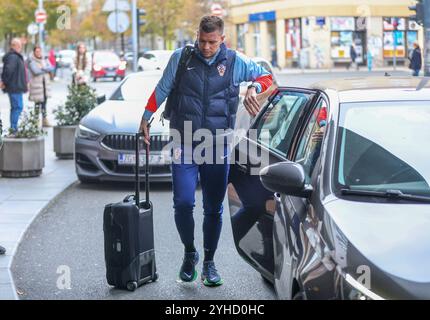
[409,0,424,26]
[136,8,146,54]
[137,8,146,27]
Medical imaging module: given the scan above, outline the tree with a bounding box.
[140,0,185,49]
[0,0,78,49]
[181,0,210,39]
[79,0,116,50]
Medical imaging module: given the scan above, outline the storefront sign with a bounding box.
[316,17,326,26]
[249,11,276,23]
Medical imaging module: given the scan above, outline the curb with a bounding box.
[0,178,77,300]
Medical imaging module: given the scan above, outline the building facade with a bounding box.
[227,0,424,69]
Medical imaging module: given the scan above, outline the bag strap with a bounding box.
[173,44,194,90]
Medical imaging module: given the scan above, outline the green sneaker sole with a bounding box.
[178,269,198,282]
[202,278,224,287]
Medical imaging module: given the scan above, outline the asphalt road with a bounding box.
[10,69,411,300]
[12,181,276,300]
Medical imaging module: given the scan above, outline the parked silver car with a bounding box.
[75,58,279,183]
[75,70,172,183]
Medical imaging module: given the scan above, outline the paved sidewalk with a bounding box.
[0,128,77,299]
[277,66,410,74]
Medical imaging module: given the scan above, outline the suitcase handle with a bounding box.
[135,119,152,208]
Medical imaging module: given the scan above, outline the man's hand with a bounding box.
[139,117,150,145]
[0,81,5,90]
[244,86,260,117]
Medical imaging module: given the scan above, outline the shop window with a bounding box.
[285,18,302,62]
[253,23,261,58]
[236,24,245,52]
[383,17,418,59]
[330,17,366,64]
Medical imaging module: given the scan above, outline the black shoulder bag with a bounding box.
[162,44,194,121]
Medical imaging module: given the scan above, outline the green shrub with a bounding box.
[10,108,45,139]
[54,84,98,126]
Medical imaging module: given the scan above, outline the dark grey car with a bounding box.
[228,77,430,300]
[75,71,172,183]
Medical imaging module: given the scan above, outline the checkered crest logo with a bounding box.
[217,64,226,77]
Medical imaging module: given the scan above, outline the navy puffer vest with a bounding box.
[170,43,240,139]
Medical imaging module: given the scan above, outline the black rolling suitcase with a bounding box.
[103,132,158,291]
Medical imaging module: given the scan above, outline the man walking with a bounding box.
[139,16,273,286]
[349,44,358,71]
[409,41,422,77]
[0,38,28,135]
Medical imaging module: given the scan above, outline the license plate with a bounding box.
[118,153,146,167]
[106,72,116,77]
[118,153,168,166]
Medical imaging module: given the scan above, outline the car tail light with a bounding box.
[93,65,102,72]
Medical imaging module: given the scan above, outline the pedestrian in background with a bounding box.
[28,46,53,127]
[349,44,358,70]
[0,38,28,135]
[48,48,57,80]
[72,42,91,85]
[367,50,373,72]
[0,246,5,255]
[409,41,422,77]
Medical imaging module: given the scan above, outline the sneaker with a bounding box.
[0,246,6,255]
[201,261,223,287]
[178,251,199,282]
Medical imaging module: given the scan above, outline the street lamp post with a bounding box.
[132,0,138,72]
[392,18,398,71]
[38,0,45,56]
[424,0,430,76]
[409,0,430,76]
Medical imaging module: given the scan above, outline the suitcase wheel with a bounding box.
[152,273,159,282]
[126,281,138,292]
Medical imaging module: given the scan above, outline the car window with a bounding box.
[143,53,156,60]
[110,75,160,102]
[294,100,327,183]
[257,61,272,74]
[94,52,120,64]
[335,101,430,196]
[255,91,312,157]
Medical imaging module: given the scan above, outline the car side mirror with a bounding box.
[97,94,106,105]
[259,161,313,198]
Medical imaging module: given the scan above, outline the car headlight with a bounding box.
[93,65,102,72]
[76,125,100,140]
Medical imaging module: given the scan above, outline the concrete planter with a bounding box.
[53,125,77,159]
[0,136,45,178]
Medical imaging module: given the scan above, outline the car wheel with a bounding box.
[92,77,97,82]
[138,67,143,72]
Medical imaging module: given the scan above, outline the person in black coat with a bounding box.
[0,38,28,134]
[348,44,358,70]
[0,246,5,255]
[409,42,422,77]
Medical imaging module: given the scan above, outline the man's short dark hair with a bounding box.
[199,16,224,34]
